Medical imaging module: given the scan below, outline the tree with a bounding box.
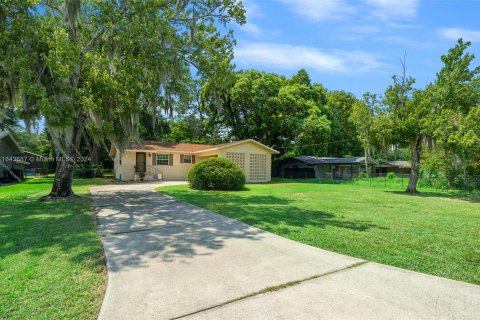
[294,106,331,156]
[349,93,378,176]
[383,60,429,193]
[0,105,18,132]
[430,39,480,179]
[201,69,329,152]
[326,91,363,156]
[1,0,245,198]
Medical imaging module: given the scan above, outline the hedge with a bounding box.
[187,158,245,190]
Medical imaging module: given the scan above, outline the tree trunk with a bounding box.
[406,136,422,193]
[91,140,100,165]
[42,116,85,200]
[364,141,369,177]
[46,159,77,198]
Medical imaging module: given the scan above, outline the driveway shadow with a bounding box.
[94,191,266,271]
[94,189,386,272]
[102,219,265,272]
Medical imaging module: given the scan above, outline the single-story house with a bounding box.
[374,160,411,176]
[110,139,279,183]
[20,151,54,177]
[277,156,413,179]
[277,156,373,179]
[0,130,28,182]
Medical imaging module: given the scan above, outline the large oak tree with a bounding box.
[1,0,245,198]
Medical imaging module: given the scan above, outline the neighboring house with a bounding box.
[375,160,411,176]
[20,151,51,169]
[277,156,412,179]
[20,151,54,176]
[277,156,374,179]
[0,130,27,182]
[110,139,279,183]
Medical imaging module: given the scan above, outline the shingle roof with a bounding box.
[294,156,370,165]
[128,141,216,153]
[125,139,279,154]
[0,130,22,153]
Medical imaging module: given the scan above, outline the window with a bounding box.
[182,155,192,164]
[156,154,170,166]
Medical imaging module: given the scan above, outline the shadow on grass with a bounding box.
[0,179,116,271]
[159,190,388,234]
[0,197,104,271]
[85,187,388,272]
[1,179,385,273]
[386,190,480,204]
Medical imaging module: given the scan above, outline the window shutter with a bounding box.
[152,153,156,165]
[192,155,196,164]
[169,154,173,166]
[180,154,184,164]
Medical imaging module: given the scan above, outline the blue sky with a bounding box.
[230,0,480,98]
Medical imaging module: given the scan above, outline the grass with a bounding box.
[158,182,480,285]
[0,178,113,320]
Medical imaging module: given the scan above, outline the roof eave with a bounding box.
[0,131,22,153]
[204,139,279,154]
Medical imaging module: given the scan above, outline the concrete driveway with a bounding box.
[91,183,480,320]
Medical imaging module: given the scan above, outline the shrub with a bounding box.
[358,172,368,179]
[187,158,246,190]
[74,163,104,178]
[386,172,396,180]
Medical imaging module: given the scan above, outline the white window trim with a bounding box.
[156,154,170,166]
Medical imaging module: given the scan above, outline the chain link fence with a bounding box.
[25,168,114,179]
[352,173,480,193]
[274,173,480,194]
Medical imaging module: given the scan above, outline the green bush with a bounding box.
[187,158,246,190]
[74,163,104,178]
[386,172,396,180]
[358,172,368,179]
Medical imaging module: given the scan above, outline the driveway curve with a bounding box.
[91,182,480,320]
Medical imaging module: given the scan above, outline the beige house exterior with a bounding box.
[110,139,279,183]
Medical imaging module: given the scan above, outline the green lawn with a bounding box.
[159,182,480,284]
[0,178,112,320]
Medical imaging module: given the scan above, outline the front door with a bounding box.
[136,152,146,173]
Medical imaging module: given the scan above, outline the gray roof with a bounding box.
[294,156,370,165]
[377,160,411,168]
[0,130,22,153]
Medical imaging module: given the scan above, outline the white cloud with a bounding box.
[234,42,385,73]
[276,0,354,21]
[366,0,419,20]
[240,23,262,37]
[276,0,418,23]
[243,0,262,18]
[374,35,432,48]
[239,0,263,37]
[439,28,480,42]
